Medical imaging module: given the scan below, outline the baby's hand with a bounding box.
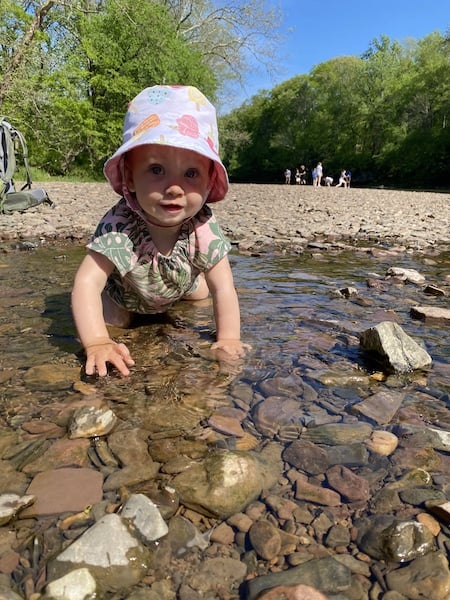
[85,337,135,377]
[211,339,252,360]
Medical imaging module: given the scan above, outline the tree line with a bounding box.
[1,2,449,190]
[221,32,450,189]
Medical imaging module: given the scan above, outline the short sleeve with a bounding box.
[190,206,232,271]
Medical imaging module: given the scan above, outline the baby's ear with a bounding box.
[122,155,135,192]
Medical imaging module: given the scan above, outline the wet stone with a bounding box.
[385,551,450,599]
[283,439,329,475]
[48,513,151,593]
[294,477,341,506]
[22,364,80,391]
[351,389,405,425]
[246,555,351,600]
[252,396,304,439]
[248,520,282,560]
[359,321,432,373]
[301,422,373,445]
[411,305,450,323]
[326,465,370,502]
[21,467,103,517]
[21,438,91,474]
[358,516,435,562]
[68,405,118,438]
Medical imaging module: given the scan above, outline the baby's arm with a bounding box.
[205,256,251,358]
[71,250,134,376]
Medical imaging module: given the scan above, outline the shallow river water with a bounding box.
[0,241,449,599]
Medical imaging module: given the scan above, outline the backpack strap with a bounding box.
[0,118,17,189]
[13,127,33,191]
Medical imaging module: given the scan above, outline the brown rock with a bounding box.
[21,467,103,516]
[249,520,282,560]
[326,465,370,502]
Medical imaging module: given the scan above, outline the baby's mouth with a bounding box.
[161,203,183,213]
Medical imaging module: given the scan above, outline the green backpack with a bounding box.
[0,118,54,214]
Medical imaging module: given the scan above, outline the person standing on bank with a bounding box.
[72,85,251,377]
[314,161,323,187]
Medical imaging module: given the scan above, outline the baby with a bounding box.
[72,85,250,376]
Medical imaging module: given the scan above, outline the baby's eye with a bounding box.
[185,168,198,179]
[150,164,163,175]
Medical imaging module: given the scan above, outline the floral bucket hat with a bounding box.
[104,85,229,203]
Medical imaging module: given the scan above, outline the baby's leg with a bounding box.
[102,291,133,328]
[183,274,210,301]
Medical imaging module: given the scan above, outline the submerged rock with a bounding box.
[48,513,151,593]
[358,516,435,562]
[172,446,282,518]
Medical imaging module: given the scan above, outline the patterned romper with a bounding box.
[87,198,231,314]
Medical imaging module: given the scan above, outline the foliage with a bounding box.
[0,0,279,179]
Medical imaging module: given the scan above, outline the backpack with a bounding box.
[0,118,54,214]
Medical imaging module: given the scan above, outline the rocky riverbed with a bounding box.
[0,183,449,600]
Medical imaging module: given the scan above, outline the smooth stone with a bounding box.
[23,364,80,390]
[22,438,91,474]
[255,583,328,599]
[283,439,329,475]
[295,479,341,506]
[121,493,168,542]
[103,462,161,492]
[48,513,150,593]
[44,568,97,600]
[172,446,282,518]
[246,556,351,600]
[248,520,282,560]
[21,467,103,517]
[385,551,450,599]
[358,517,435,562]
[365,430,399,455]
[252,396,305,439]
[0,460,29,495]
[109,428,156,465]
[69,405,118,438]
[208,414,245,437]
[386,267,426,284]
[325,443,369,467]
[0,494,35,525]
[185,557,247,595]
[302,422,372,445]
[351,390,404,425]
[410,305,450,323]
[326,465,370,502]
[399,487,445,506]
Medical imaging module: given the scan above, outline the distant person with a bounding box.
[299,165,307,185]
[324,176,333,186]
[311,166,317,187]
[335,170,348,187]
[284,168,291,184]
[295,168,301,185]
[345,170,352,187]
[315,162,323,187]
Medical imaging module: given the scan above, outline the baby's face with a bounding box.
[125,144,212,227]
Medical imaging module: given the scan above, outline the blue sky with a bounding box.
[227,0,449,109]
